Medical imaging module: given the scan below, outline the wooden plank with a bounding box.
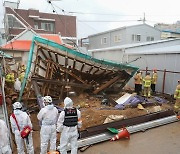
[40,48,48,60]
[73,59,76,69]
[58,64,87,84]
[32,77,92,89]
[55,53,59,63]
[33,47,40,74]
[48,50,52,58]
[37,44,117,72]
[93,76,121,94]
[80,63,85,72]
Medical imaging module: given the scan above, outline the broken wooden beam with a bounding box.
[31,77,92,89]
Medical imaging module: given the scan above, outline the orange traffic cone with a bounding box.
[110,127,130,141]
[47,151,60,154]
[176,115,180,120]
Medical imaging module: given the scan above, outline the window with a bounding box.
[7,15,24,28]
[147,36,154,41]
[101,37,107,44]
[132,34,141,42]
[151,37,154,41]
[41,22,54,32]
[114,35,121,42]
[34,21,38,29]
[136,34,141,41]
[146,36,150,41]
[1,33,6,39]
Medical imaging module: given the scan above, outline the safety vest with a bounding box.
[19,72,25,82]
[5,73,15,83]
[63,108,78,127]
[143,75,151,88]
[174,89,180,99]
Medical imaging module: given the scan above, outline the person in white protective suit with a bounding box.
[10,102,34,154]
[14,78,21,92]
[37,96,58,154]
[0,119,12,154]
[57,97,82,154]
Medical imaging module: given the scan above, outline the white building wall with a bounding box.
[126,24,161,44]
[127,53,180,94]
[92,40,180,94]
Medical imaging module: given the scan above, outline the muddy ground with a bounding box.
[8,90,174,154]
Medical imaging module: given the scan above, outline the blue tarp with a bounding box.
[115,95,168,110]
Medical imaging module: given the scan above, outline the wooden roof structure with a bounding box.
[19,36,139,100]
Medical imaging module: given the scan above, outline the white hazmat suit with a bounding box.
[57,97,82,154]
[0,119,12,154]
[37,103,58,154]
[14,78,21,92]
[10,102,34,154]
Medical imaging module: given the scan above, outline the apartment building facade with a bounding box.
[4,1,77,44]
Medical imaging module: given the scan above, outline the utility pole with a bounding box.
[17,0,20,8]
[137,12,146,24]
[143,12,146,24]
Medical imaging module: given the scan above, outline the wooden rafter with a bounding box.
[93,76,121,94]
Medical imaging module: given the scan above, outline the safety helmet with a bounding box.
[153,68,157,72]
[43,96,52,104]
[13,102,22,110]
[146,72,150,75]
[64,97,73,108]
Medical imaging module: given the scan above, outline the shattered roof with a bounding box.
[19,36,139,100]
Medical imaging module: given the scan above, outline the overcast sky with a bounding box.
[1,0,180,38]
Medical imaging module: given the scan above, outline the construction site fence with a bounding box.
[141,67,180,94]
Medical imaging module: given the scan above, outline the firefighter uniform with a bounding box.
[134,71,143,95]
[174,80,180,113]
[5,73,15,83]
[19,72,25,82]
[151,69,158,93]
[5,73,15,88]
[143,72,151,98]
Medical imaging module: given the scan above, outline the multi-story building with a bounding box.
[88,24,161,50]
[3,1,77,45]
[155,22,180,39]
[0,28,6,45]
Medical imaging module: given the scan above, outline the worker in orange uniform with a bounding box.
[174,80,180,114]
[151,69,158,94]
[134,70,143,95]
[143,72,152,98]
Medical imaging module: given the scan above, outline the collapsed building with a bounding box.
[0,36,178,152]
[18,36,139,104]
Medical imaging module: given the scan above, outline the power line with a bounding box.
[68,11,141,16]
[78,20,138,23]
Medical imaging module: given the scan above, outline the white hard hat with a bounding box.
[43,96,52,103]
[64,97,73,108]
[13,102,22,110]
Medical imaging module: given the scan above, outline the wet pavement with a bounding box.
[78,121,180,154]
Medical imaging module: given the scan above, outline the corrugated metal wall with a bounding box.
[127,53,180,94]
